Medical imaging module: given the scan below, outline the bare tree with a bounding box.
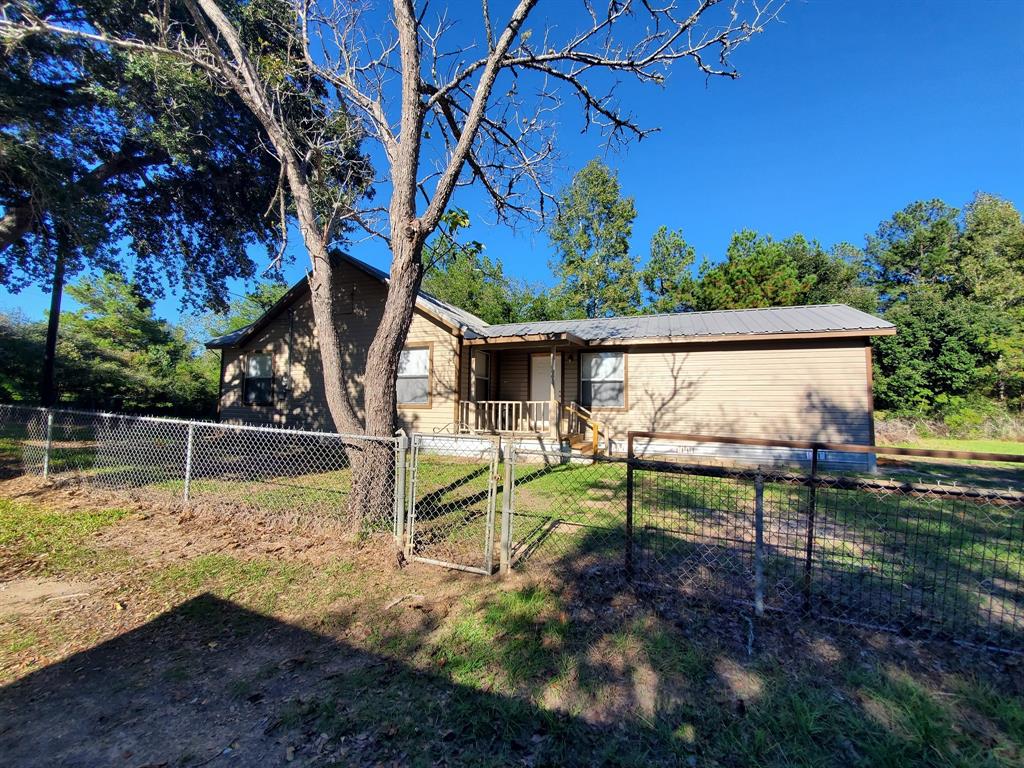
[3,0,782,518]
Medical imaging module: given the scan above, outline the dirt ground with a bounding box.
[1,472,1022,767]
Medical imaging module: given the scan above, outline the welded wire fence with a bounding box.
[0,404,400,533]
[504,438,1024,652]
[3,402,1023,650]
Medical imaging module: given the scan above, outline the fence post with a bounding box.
[394,433,408,548]
[753,473,765,618]
[500,442,515,575]
[625,432,635,579]
[802,446,819,612]
[182,421,195,501]
[42,409,54,479]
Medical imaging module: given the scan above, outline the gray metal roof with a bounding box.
[206,250,892,350]
[464,304,894,343]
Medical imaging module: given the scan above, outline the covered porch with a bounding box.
[457,336,601,450]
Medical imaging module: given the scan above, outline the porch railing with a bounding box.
[460,400,551,433]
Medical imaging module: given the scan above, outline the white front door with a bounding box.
[530,353,551,402]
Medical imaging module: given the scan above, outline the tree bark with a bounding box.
[40,235,67,407]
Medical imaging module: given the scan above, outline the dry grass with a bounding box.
[0,474,1022,767]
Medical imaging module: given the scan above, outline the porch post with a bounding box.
[549,347,562,440]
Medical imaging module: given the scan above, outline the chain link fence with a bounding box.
[407,434,500,574]
[3,403,1023,650]
[0,404,400,533]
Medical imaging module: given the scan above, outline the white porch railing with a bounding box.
[460,400,552,433]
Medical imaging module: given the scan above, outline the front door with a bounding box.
[530,353,555,429]
[530,353,551,402]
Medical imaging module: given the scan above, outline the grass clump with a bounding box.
[0,498,128,574]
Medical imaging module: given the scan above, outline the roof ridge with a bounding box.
[482,303,859,328]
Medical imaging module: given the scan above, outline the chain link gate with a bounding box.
[406,433,500,574]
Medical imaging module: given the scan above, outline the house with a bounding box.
[207,252,895,462]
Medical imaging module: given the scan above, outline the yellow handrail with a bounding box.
[563,403,602,454]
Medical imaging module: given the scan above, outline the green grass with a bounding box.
[895,437,1024,456]
[0,498,128,574]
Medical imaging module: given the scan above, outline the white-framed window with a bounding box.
[397,347,430,405]
[244,352,274,405]
[580,351,625,408]
[473,350,490,401]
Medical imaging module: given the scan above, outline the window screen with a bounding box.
[580,351,624,408]
[244,352,273,405]
[398,347,430,405]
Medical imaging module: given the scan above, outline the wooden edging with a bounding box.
[626,431,1024,465]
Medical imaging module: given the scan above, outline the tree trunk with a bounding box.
[39,240,67,407]
[344,235,425,535]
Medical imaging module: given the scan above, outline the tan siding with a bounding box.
[219,259,459,432]
[591,339,872,446]
[219,313,292,426]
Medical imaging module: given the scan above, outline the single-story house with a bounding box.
[207,252,895,461]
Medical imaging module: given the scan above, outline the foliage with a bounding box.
[692,231,875,311]
[0,0,292,311]
[868,193,1024,416]
[548,160,642,318]
[0,273,217,415]
[641,226,697,313]
[424,210,568,324]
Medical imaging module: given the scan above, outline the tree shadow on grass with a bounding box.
[0,593,692,768]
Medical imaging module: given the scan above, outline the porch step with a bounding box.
[569,434,602,455]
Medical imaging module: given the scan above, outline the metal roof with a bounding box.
[206,250,893,350]
[464,304,894,343]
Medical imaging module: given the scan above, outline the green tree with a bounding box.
[955,192,1024,310]
[693,231,817,310]
[641,226,697,313]
[872,287,1002,415]
[55,273,216,414]
[548,160,642,319]
[0,0,351,404]
[866,199,960,295]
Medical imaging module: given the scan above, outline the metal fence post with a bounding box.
[802,446,819,612]
[394,433,408,548]
[500,442,515,575]
[42,409,54,478]
[753,473,765,618]
[183,421,196,501]
[625,432,635,579]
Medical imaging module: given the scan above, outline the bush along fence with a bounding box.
[2,404,1023,652]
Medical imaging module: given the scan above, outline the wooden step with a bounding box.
[569,435,601,455]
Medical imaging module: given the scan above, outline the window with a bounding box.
[244,352,273,406]
[473,351,490,401]
[397,347,430,405]
[580,351,625,408]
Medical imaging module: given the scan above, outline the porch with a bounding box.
[456,345,604,452]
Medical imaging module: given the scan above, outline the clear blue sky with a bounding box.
[3,0,1022,322]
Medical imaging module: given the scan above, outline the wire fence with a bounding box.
[502,437,1024,653]
[2,403,1022,651]
[0,404,401,533]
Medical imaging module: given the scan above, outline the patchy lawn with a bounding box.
[0,475,1021,767]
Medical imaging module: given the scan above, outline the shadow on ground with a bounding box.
[0,593,686,767]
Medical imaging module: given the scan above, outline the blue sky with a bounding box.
[3,0,1022,322]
